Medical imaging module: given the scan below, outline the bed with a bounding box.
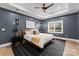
[23,29,55,48]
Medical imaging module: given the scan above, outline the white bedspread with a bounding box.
[24,33,55,48]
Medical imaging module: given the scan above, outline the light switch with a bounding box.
[2,28,5,31]
[65,34,68,37]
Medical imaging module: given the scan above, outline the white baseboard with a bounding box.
[54,37,79,43]
[0,42,11,48]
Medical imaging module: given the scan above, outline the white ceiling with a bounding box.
[0,3,79,20]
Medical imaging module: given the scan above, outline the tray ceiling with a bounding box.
[0,3,79,20]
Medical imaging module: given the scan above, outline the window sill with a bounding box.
[48,32,63,34]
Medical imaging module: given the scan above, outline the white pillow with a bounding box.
[25,31,33,35]
[32,29,39,33]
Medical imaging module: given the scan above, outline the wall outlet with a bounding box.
[2,28,5,32]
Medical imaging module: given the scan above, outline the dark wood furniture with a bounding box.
[11,30,24,46]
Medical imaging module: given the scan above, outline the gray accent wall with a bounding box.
[0,9,15,44]
[78,12,79,39]
[40,13,78,39]
[0,8,40,44]
[0,8,79,45]
[15,14,40,31]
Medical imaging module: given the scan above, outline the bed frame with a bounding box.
[16,28,55,49]
[23,38,55,49]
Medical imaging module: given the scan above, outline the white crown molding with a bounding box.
[0,3,40,19]
[9,3,41,19]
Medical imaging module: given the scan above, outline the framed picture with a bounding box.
[15,19,19,25]
[26,20,35,28]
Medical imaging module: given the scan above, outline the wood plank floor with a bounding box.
[0,46,14,56]
[0,39,79,56]
[63,40,79,56]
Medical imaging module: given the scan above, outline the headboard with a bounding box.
[16,28,39,36]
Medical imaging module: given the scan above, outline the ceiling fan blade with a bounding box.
[34,7,41,9]
[46,3,54,9]
[42,9,46,13]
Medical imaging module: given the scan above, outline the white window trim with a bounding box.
[48,20,63,34]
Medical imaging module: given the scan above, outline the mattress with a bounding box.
[24,33,55,48]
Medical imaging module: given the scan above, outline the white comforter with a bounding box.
[24,33,55,48]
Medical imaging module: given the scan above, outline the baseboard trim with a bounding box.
[54,37,79,43]
[0,42,11,48]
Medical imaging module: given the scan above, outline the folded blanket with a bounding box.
[32,35,40,45]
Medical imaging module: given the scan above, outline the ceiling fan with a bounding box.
[35,3,54,13]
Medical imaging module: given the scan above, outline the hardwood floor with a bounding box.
[63,40,79,56]
[0,46,14,56]
[55,37,79,56]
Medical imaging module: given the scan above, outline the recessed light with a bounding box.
[57,7,61,9]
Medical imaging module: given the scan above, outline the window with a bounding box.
[48,20,63,33]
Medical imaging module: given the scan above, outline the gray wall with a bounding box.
[0,8,78,45]
[0,8,40,44]
[78,13,79,38]
[40,13,78,39]
[15,14,40,31]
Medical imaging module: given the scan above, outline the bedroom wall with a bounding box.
[15,14,41,31]
[0,8,40,45]
[78,12,79,39]
[0,7,78,45]
[40,13,78,39]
